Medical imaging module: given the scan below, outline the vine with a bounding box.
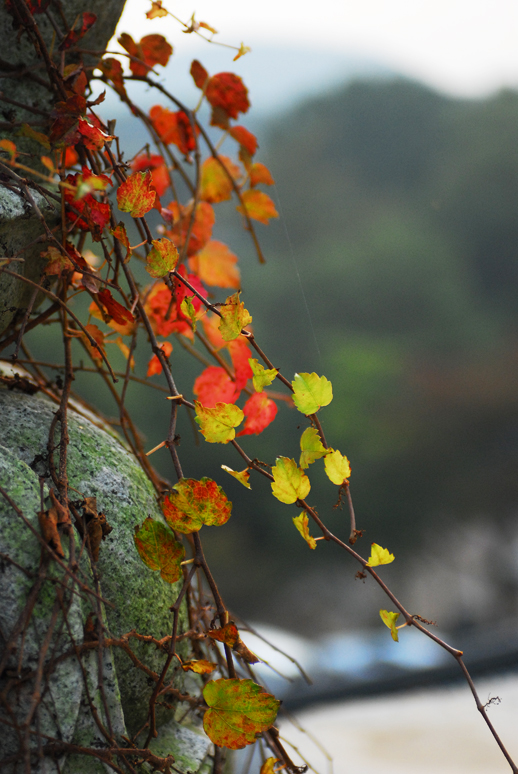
[0,0,516,772]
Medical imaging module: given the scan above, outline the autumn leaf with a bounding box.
[180,296,199,331]
[205,73,250,120]
[19,123,50,150]
[190,59,209,89]
[0,139,17,161]
[111,222,131,261]
[271,457,311,504]
[149,106,198,154]
[207,622,239,647]
[146,1,167,19]
[189,240,240,289]
[228,339,253,391]
[366,543,395,568]
[218,292,252,341]
[229,126,257,156]
[233,42,251,61]
[249,358,277,392]
[195,401,244,443]
[131,153,169,197]
[299,426,328,469]
[97,289,134,326]
[118,33,172,76]
[292,372,333,415]
[200,156,240,203]
[117,170,159,218]
[236,190,278,225]
[147,340,173,377]
[202,313,227,351]
[144,269,205,339]
[250,162,275,187]
[146,238,179,278]
[182,660,217,674]
[83,323,105,362]
[162,477,232,533]
[380,609,400,642]
[41,246,74,277]
[237,392,277,436]
[78,118,114,150]
[260,760,279,774]
[99,58,127,98]
[194,367,238,408]
[203,678,279,750]
[133,517,185,583]
[324,449,351,485]
[293,513,317,549]
[221,465,251,489]
[166,200,215,256]
[59,11,96,50]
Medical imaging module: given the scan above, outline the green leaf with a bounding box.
[249,358,277,392]
[271,457,311,504]
[366,543,395,567]
[180,295,198,331]
[221,465,251,489]
[293,513,317,549]
[133,517,185,583]
[291,372,333,415]
[299,426,328,469]
[203,678,280,749]
[324,448,351,484]
[195,400,244,443]
[146,237,179,278]
[218,292,252,341]
[162,477,232,533]
[380,609,400,642]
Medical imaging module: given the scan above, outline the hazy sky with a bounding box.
[115,0,518,97]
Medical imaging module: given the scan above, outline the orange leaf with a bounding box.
[146,1,167,18]
[182,659,217,674]
[99,58,127,97]
[205,72,250,119]
[147,340,173,377]
[207,622,239,647]
[149,105,198,155]
[229,126,257,156]
[237,190,278,225]
[189,240,240,289]
[166,201,214,256]
[162,477,232,533]
[237,392,277,436]
[111,221,131,261]
[131,153,169,197]
[83,323,105,362]
[202,313,227,351]
[199,156,240,204]
[118,33,172,76]
[117,170,159,218]
[190,59,209,89]
[194,366,238,407]
[250,162,274,187]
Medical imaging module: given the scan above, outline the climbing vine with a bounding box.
[0,1,517,773]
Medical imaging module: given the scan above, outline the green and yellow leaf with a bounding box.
[293,513,317,549]
[380,609,400,642]
[291,372,333,415]
[195,401,244,443]
[218,292,252,341]
[366,543,395,568]
[324,448,351,485]
[133,518,185,583]
[271,457,311,504]
[221,465,251,489]
[249,358,277,392]
[299,426,328,469]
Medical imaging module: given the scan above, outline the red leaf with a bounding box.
[117,170,159,218]
[147,341,173,377]
[191,59,209,89]
[97,289,134,326]
[205,73,250,120]
[229,126,257,156]
[237,392,278,436]
[131,153,169,197]
[64,171,110,238]
[78,118,114,150]
[144,267,205,338]
[99,58,127,98]
[149,106,198,155]
[194,367,238,407]
[59,12,96,50]
[49,94,86,145]
[228,339,253,391]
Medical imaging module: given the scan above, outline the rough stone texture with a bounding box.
[0,186,60,334]
[0,365,211,772]
[0,0,126,156]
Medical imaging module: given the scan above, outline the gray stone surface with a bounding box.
[0,185,60,334]
[0,366,211,772]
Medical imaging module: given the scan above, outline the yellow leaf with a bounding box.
[293,513,317,549]
[182,659,217,674]
[299,426,328,469]
[260,759,279,774]
[271,457,310,504]
[324,449,351,485]
[366,543,395,568]
[249,358,277,392]
[292,372,333,415]
[380,609,400,642]
[195,401,244,443]
[221,465,251,489]
[218,292,252,341]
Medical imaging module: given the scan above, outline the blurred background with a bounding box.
[15,2,518,762]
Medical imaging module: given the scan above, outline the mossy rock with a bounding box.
[0,370,211,772]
